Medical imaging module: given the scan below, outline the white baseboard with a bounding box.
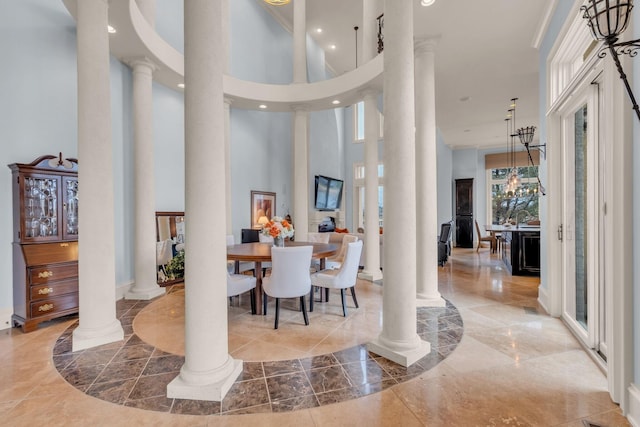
[116,281,134,300]
[628,383,640,427]
[0,307,14,330]
[537,283,550,315]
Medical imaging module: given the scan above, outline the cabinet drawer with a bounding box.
[30,293,78,318]
[29,263,78,285]
[30,278,78,301]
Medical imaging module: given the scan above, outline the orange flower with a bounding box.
[281,220,290,228]
[268,226,279,238]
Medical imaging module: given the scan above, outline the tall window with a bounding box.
[488,166,540,225]
[354,163,384,230]
[353,101,384,143]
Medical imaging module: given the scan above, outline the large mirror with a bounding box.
[156,211,185,285]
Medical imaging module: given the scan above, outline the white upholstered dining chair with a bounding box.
[227,272,256,314]
[310,240,362,317]
[325,234,358,270]
[262,246,313,329]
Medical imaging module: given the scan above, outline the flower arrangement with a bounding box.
[261,216,294,240]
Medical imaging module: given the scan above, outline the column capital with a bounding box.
[414,37,441,56]
[126,56,157,74]
[224,97,233,107]
[291,103,309,112]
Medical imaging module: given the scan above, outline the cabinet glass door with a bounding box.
[22,174,60,241]
[62,177,78,240]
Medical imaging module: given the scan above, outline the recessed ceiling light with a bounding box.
[107,25,117,34]
[464,129,471,133]
[259,104,267,109]
[316,28,323,34]
[332,100,340,105]
[329,44,337,50]
[459,96,470,102]
[177,83,185,89]
[421,0,436,6]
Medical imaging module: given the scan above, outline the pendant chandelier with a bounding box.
[263,0,291,5]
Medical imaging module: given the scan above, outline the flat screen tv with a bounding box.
[314,175,344,211]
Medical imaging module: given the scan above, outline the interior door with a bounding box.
[560,79,607,360]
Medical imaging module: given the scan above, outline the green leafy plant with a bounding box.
[164,249,185,280]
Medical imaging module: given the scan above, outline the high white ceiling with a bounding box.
[264,0,554,149]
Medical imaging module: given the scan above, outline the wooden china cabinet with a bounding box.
[9,154,79,332]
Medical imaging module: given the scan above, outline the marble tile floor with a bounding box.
[0,248,631,426]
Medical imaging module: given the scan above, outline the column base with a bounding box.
[72,319,124,352]
[416,294,446,307]
[628,383,640,427]
[367,336,430,367]
[125,283,166,300]
[358,269,383,282]
[167,358,243,401]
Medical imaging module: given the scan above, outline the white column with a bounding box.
[293,106,309,242]
[359,91,383,281]
[415,39,445,307]
[224,98,232,235]
[135,0,156,27]
[367,0,430,367]
[72,0,124,352]
[167,0,241,401]
[293,0,307,84]
[125,58,165,301]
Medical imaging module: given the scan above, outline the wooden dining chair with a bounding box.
[310,240,362,317]
[262,246,313,329]
[475,220,495,252]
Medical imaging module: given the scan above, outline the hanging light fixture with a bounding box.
[582,0,640,121]
[264,0,291,5]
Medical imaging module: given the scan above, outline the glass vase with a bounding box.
[273,236,284,247]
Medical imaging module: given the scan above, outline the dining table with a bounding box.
[226,241,337,315]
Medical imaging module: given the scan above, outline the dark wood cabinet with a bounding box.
[455,178,473,248]
[9,154,79,332]
[501,229,540,276]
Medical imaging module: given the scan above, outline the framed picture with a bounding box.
[251,191,276,228]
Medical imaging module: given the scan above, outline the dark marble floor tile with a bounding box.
[151,347,174,357]
[52,337,73,355]
[236,361,264,382]
[332,344,371,364]
[417,351,445,371]
[71,347,119,367]
[53,353,77,370]
[128,372,176,400]
[221,378,269,413]
[342,359,391,386]
[266,371,314,402]
[315,385,362,406]
[441,314,464,328]
[61,364,106,388]
[86,378,137,404]
[124,307,144,317]
[142,354,184,376]
[222,403,272,415]
[437,344,459,358]
[307,365,354,394]
[95,358,147,384]
[357,378,397,397]
[122,324,134,336]
[171,398,221,415]
[125,334,145,347]
[262,359,303,378]
[124,395,174,412]
[119,316,135,327]
[111,343,154,363]
[270,394,319,412]
[299,353,339,370]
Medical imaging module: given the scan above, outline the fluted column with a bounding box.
[125,58,165,301]
[359,91,383,281]
[72,0,124,351]
[167,0,241,401]
[224,98,232,235]
[293,0,307,84]
[415,39,445,307]
[368,0,430,367]
[293,105,309,241]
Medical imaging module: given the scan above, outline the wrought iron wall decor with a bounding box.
[582,0,640,121]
